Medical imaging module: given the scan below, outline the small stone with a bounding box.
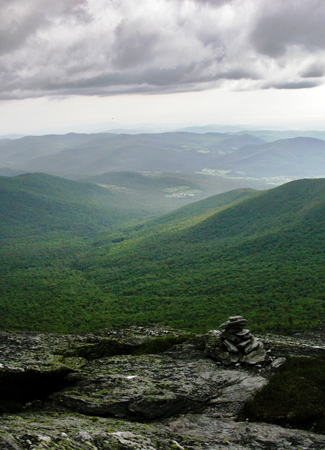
[76,431,93,442]
[38,436,51,443]
[237,338,253,348]
[220,331,241,344]
[271,357,286,369]
[240,346,266,365]
[223,339,239,353]
[218,351,241,365]
[244,338,262,354]
[235,329,251,337]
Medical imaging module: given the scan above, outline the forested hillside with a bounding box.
[0,172,155,238]
[1,177,324,334]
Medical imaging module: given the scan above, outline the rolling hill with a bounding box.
[0,172,154,239]
[0,171,268,240]
[0,132,265,176]
[3,131,325,181]
[82,171,267,204]
[0,133,112,169]
[1,177,325,334]
[217,137,325,177]
[71,178,325,333]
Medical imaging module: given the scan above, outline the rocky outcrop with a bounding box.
[50,353,267,419]
[0,324,325,449]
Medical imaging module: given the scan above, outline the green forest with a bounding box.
[1,173,325,334]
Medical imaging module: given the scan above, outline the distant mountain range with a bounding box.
[0,132,263,176]
[216,137,325,178]
[2,130,325,180]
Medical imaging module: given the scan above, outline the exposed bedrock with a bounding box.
[1,411,325,450]
[1,324,325,449]
[50,353,266,420]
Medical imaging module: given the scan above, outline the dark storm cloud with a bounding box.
[1,0,325,100]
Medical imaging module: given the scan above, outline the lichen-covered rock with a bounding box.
[50,353,265,420]
[1,410,325,450]
[0,325,192,375]
[167,412,325,450]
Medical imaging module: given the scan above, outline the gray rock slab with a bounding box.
[237,338,253,348]
[220,319,248,330]
[51,354,262,420]
[210,375,267,404]
[167,413,325,450]
[0,325,190,374]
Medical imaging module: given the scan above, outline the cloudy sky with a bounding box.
[1,0,325,135]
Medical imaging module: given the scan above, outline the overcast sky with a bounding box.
[1,0,325,135]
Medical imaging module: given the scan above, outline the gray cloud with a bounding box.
[1,0,325,100]
[0,0,88,55]
[250,0,325,57]
[263,81,321,90]
[112,20,160,70]
[300,63,325,78]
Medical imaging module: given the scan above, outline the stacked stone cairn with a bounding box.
[213,315,266,365]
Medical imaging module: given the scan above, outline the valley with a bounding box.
[0,158,324,334]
